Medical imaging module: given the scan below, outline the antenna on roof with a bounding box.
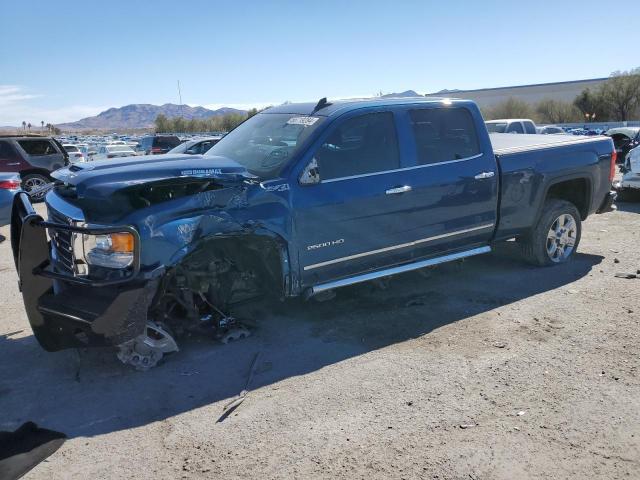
[312,97,332,114]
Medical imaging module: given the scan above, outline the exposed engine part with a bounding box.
[218,325,251,344]
[116,321,179,371]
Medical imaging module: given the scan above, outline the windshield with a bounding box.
[485,122,508,133]
[205,113,326,178]
[168,142,188,154]
[64,145,79,152]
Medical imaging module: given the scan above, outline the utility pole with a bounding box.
[177,80,183,118]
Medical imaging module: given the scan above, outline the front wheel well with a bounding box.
[545,178,590,219]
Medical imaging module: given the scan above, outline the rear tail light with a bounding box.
[107,154,115,158]
[151,147,163,154]
[0,179,21,190]
[75,153,83,157]
[609,149,617,182]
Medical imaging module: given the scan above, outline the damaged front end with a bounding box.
[11,192,161,356]
[11,156,291,370]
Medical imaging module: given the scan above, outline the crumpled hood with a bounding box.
[51,154,256,198]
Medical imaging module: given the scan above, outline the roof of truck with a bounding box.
[264,96,471,116]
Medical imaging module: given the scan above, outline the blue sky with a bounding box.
[1,0,637,125]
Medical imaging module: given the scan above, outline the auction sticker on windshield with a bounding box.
[286,116,319,126]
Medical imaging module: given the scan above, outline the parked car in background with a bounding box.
[537,125,566,135]
[0,135,68,199]
[0,172,21,226]
[91,144,137,161]
[485,119,537,134]
[617,145,640,200]
[605,127,640,163]
[166,136,222,155]
[139,135,182,155]
[62,144,86,163]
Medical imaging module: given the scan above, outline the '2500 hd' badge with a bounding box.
[307,238,345,251]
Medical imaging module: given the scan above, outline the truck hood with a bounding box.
[51,154,257,198]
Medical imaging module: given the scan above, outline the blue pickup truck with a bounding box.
[11,97,617,369]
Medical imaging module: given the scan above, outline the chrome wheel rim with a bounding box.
[23,177,47,198]
[546,213,577,262]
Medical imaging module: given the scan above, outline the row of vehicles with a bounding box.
[62,135,222,162]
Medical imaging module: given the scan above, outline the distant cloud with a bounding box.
[0,85,107,126]
[0,85,41,106]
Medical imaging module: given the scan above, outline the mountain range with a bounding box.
[52,91,424,131]
[57,103,247,131]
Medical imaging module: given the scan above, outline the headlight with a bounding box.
[83,232,135,268]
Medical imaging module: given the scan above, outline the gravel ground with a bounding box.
[0,200,639,480]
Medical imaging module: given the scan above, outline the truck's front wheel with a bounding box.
[520,199,582,266]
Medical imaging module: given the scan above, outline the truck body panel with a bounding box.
[10,97,616,361]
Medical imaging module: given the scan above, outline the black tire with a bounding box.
[21,173,50,202]
[520,199,582,267]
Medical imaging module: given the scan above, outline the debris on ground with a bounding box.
[493,342,507,348]
[613,258,620,263]
[517,411,526,416]
[614,272,637,279]
[0,329,24,339]
[405,297,426,307]
[459,423,476,429]
[217,351,261,423]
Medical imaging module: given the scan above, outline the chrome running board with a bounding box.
[309,246,491,296]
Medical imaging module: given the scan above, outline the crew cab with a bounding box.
[11,97,616,369]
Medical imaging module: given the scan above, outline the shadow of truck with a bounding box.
[0,246,603,439]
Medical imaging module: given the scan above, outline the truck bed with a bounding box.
[490,132,614,242]
[490,133,606,155]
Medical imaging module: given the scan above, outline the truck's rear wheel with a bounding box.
[520,199,582,266]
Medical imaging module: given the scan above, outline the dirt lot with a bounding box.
[0,200,639,480]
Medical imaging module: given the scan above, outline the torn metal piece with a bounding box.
[116,321,179,371]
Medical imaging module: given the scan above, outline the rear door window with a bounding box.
[524,121,537,134]
[315,112,400,180]
[155,137,181,149]
[18,139,59,156]
[506,122,524,134]
[409,108,480,165]
[0,141,19,160]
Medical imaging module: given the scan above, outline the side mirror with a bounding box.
[299,158,321,185]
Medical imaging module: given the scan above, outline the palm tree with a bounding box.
[22,121,26,131]
[41,121,44,133]
[27,123,32,132]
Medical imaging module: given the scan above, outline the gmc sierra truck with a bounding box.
[11,97,617,369]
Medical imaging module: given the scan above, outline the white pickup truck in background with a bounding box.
[485,118,537,134]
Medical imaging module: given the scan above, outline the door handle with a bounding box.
[6,162,21,166]
[474,171,495,180]
[386,185,412,195]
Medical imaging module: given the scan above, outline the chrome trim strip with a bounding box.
[303,223,495,271]
[310,246,491,295]
[321,153,484,183]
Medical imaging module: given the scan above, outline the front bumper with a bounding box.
[10,192,157,351]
